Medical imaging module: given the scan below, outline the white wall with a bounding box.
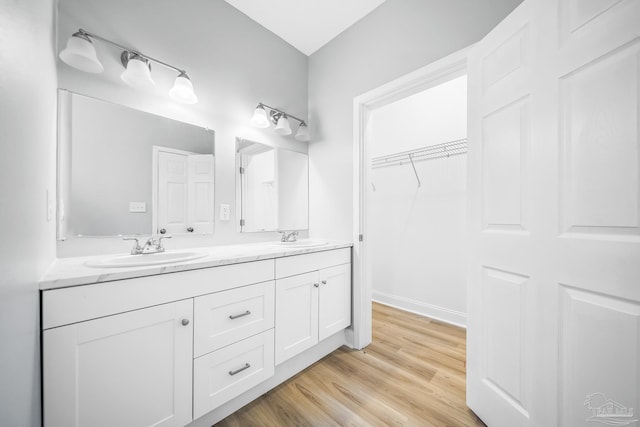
[0,1,57,425]
[369,77,468,326]
[308,0,523,240]
[56,0,309,256]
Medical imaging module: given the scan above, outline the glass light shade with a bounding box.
[169,73,198,104]
[250,105,270,128]
[274,115,292,135]
[295,122,310,141]
[59,33,104,73]
[120,55,155,89]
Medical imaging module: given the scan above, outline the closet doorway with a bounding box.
[368,75,467,326]
[352,47,469,349]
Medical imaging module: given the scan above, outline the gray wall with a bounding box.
[307,0,524,239]
[0,1,57,425]
[57,0,309,256]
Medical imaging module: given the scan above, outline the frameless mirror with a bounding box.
[236,138,308,232]
[57,90,215,240]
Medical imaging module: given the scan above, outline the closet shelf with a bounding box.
[371,138,467,169]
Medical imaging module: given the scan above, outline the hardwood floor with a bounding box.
[215,302,484,427]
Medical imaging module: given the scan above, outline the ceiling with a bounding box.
[224,0,387,56]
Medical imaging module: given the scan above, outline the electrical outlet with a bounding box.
[220,204,230,221]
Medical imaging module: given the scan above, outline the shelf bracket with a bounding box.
[408,154,421,187]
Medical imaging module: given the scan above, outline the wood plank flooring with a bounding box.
[215,302,485,427]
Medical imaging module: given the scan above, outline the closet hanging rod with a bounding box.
[371,138,467,169]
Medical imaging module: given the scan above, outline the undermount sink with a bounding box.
[275,239,328,248]
[85,251,208,268]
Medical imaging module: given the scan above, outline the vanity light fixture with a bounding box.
[250,103,310,141]
[59,29,198,104]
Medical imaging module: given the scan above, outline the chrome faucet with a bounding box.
[123,235,172,255]
[280,231,299,243]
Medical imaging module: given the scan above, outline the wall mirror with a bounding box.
[57,90,215,240]
[235,138,308,232]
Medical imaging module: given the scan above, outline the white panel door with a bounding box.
[318,264,351,341]
[187,154,214,234]
[467,1,640,426]
[43,300,193,427]
[158,151,188,234]
[275,271,319,365]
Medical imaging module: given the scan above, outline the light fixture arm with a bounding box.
[76,29,186,74]
[258,102,307,126]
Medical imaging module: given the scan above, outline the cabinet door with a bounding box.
[44,300,193,427]
[318,263,352,341]
[275,271,319,365]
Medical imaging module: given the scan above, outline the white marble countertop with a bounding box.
[40,240,352,290]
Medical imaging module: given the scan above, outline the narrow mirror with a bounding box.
[235,138,308,232]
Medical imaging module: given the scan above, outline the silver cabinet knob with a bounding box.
[314,283,319,288]
[321,280,327,285]
[181,318,190,326]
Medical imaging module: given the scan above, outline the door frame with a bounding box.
[351,45,472,349]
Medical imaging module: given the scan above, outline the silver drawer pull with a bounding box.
[228,363,251,376]
[229,310,251,320]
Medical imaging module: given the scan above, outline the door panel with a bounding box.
[468,0,640,426]
[158,151,188,234]
[482,97,530,232]
[468,2,534,426]
[560,42,640,237]
[188,154,215,234]
[559,286,640,426]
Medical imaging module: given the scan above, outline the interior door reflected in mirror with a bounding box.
[153,147,214,235]
[236,138,309,233]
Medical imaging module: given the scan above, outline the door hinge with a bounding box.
[239,167,245,174]
[240,219,245,226]
[359,234,363,242]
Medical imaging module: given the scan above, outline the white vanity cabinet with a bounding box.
[275,248,351,365]
[41,244,352,427]
[43,300,194,427]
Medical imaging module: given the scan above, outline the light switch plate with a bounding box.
[220,204,230,221]
[129,202,147,213]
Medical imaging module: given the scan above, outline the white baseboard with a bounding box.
[372,291,467,328]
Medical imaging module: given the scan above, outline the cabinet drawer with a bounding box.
[275,247,351,279]
[194,281,274,357]
[193,329,274,418]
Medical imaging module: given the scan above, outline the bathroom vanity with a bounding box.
[40,241,352,427]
